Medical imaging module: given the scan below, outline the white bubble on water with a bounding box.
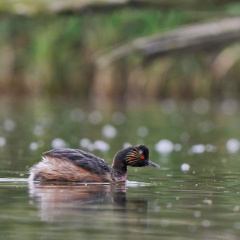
[181,163,190,171]
[154,206,161,212]
[203,199,212,205]
[88,111,103,125]
[190,144,205,154]
[0,137,6,147]
[123,142,132,148]
[166,203,172,209]
[221,158,227,164]
[29,142,39,151]
[233,205,240,212]
[51,138,66,149]
[192,98,210,115]
[155,139,174,155]
[70,108,85,122]
[86,143,96,152]
[205,144,217,152]
[93,140,110,152]
[79,138,91,149]
[33,125,44,136]
[102,124,117,139]
[137,126,148,138]
[202,219,211,228]
[112,112,126,125]
[194,211,201,218]
[226,139,240,153]
[3,119,16,132]
[174,144,182,151]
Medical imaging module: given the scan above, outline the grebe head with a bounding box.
[113,145,159,168]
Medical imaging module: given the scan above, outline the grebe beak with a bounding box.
[147,160,160,168]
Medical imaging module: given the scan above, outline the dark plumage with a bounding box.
[44,148,112,175]
[29,145,159,183]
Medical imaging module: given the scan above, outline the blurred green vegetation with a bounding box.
[0,3,240,101]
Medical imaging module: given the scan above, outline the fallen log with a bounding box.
[96,17,240,66]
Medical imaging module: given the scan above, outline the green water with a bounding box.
[0,98,240,240]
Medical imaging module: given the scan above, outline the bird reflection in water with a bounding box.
[28,181,148,224]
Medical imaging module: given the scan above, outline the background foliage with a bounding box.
[1,2,240,101]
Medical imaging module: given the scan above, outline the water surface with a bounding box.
[0,98,240,240]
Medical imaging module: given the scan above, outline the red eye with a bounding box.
[141,156,145,160]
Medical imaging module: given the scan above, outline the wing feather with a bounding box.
[43,148,112,175]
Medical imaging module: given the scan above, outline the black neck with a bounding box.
[111,156,127,181]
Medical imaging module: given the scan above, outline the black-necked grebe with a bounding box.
[29,145,159,182]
